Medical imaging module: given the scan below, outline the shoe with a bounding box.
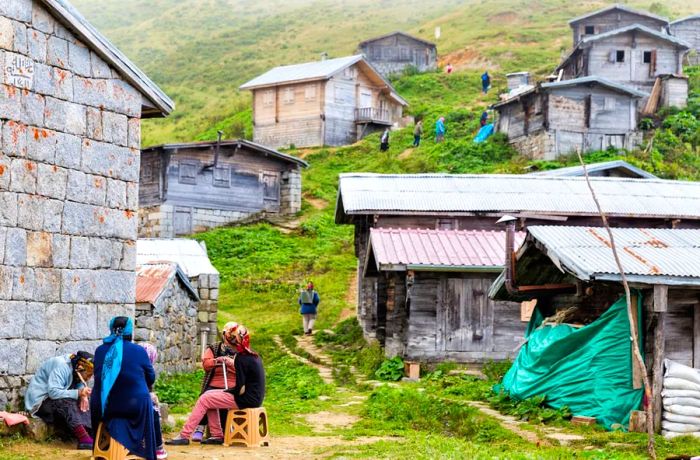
[192,429,204,442]
[77,442,93,450]
[201,437,224,445]
[165,437,190,446]
[156,448,168,459]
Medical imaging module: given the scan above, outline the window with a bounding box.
[584,25,595,35]
[437,219,457,230]
[262,90,274,107]
[141,164,154,183]
[604,96,616,111]
[334,85,344,103]
[304,84,316,101]
[371,46,382,59]
[616,50,625,63]
[178,160,199,185]
[213,165,230,188]
[262,172,279,201]
[343,67,357,79]
[400,47,410,61]
[643,51,652,64]
[282,87,295,105]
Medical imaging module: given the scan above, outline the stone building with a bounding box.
[139,139,307,237]
[135,262,199,374]
[0,0,172,409]
[136,239,220,351]
[357,31,437,77]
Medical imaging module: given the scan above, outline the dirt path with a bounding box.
[303,193,328,210]
[272,335,333,384]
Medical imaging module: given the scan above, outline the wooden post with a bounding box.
[652,285,667,433]
[631,294,643,389]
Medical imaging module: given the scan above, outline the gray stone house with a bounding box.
[357,31,437,77]
[568,4,669,46]
[0,0,172,409]
[135,262,199,374]
[139,139,307,237]
[670,15,700,65]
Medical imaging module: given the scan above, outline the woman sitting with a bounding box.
[24,352,94,450]
[90,317,161,460]
[167,325,265,446]
[191,321,238,442]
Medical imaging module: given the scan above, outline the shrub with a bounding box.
[489,391,572,424]
[375,356,405,381]
[482,360,512,382]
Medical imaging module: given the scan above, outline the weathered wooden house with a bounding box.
[670,15,700,65]
[357,31,437,77]
[136,238,220,351]
[139,139,307,237]
[335,173,700,363]
[528,160,657,179]
[492,77,645,159]
[489,225,700,432]
[240,55,408,149]
[568,4,669,46]
[135,262,199,374]
[0,0,172,409]
[557,24,690,98]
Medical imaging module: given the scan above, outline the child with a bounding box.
[140,343,168,460]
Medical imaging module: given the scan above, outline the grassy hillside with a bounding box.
[75,0,697,146]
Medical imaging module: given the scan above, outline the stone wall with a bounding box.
[0,2,142,409]
[138,204,258,238]
[190,273,219,349]
[280,169,301,215]
[134,280,198,375]
[510,131,554,160]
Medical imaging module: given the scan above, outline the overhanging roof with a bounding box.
[529,160,657,179]
[542,76,648,98]
[671,14,700,26]
[568,4,669,26]
[335,173,700,223]
[358,31,436,49]
[137,239,218,278]
[44,0,173,117]
[136,262,199,305]
[580,24,690,48]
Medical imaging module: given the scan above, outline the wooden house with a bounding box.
[568,5,669,46]
[139,139,307,237]
[240,55,408,149]
[492,77,646,159]
[528,160,658,179]
[335,173,700,364]
[489,225,700,432]
[557,25,690,97]
[357,31,437,78]
[670,15,700,65]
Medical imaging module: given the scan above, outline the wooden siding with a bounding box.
[139,151,164,207]
[324,74,358,146]
[359,33,437,77]
[571,11,668,45]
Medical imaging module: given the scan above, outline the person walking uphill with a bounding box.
[435,117,446,143]
[481,71,491,94]
[413,119,423,147]
[380,128,390,152]
[299,282,320,335]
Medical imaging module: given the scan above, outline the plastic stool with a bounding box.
[91,423,143,460]
[223,407,270,447]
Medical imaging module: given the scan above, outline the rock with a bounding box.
[25,417,53,441]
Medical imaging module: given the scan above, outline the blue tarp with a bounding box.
[474,123,494,143]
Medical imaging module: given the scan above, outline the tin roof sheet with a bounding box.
[568,4,669,25]
[528,160,657,179]
[580,24,690,49]
[368,228,525,271]
[541,76,649,98]
[136,262,199,304]
[137,239,218,278]
[336,173,700,221]
[240,55,363,89]
[527,226,700,284]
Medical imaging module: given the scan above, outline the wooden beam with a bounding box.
[652,311,665,433]
[653,285,667,312]
[695,305,700,369]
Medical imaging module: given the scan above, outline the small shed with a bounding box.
[135,262,199,374]
[139,139,308,237]
[568,4,670,46]
[670,15,700,65]
[490,225,700,432]
[357,31,437,77]
[528,160,658,179]
[506,72,531,91]
[136,239,220,351]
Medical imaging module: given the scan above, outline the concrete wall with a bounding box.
[670,18,700,65]
[0,1,143,409]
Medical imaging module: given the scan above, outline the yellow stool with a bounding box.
[91,423,143,460]
[223,407,270,447]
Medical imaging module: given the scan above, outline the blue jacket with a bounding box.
[25,355,84,415]
[299,290,320,314]
[435,119,446,135]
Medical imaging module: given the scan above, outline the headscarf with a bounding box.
[234,325,258,356]
[139,343,158,365]
[70,351,94,385]
[101,316,133,415]
[222,321,239,348]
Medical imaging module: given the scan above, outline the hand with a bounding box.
[79,387,92,398]
[79,396,89,413]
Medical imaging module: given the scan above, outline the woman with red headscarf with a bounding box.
[166,325,265,446]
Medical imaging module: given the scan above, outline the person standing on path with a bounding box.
[481,71,491,94]
[435,117,446,143]
[413,119,423,147]
[380,128,390,152]
[299,282,320,335]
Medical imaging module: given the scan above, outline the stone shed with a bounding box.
[135,262,199,374]
[136,239,220,351]
[0,0,172,409]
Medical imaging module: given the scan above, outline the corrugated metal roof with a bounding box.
[581,24,690,48]
[568,4,669,25]
[671,14,700,26]
[336,174,700,221]
[240,55,363,89]
[541,76,648,98]
[527,226,700,284]
[358,31,436,48]
[137,239,219,278]
[529,160,658,179]
[136,262,199,305]
[367,228,525,272]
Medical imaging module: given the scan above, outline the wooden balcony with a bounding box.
[355,107,392,125]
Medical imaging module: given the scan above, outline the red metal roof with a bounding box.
[368,228,525,271]
[136,263,176,304]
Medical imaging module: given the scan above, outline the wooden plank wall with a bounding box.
[572,12,668,45]
[359,34,437,76]
[139,151,163,207]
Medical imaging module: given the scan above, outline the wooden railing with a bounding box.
[355,107,391,123]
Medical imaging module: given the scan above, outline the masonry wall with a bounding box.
[190,273,219,349]
[0,2,142,409]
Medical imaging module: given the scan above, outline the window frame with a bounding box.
[212,165,231,188]
[178,160,199,185]
[616,50,625,63]
[282,87,295,105]
[643,51,652,64]
[584,25,595,35]
[304,84,316,102]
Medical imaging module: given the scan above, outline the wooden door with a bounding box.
[174,207,192,236]
[439,278,494,352]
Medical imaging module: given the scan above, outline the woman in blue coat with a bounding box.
[298,282,320,335]
[90,317,159,460]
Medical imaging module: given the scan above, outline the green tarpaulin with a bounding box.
[498,295,644,430]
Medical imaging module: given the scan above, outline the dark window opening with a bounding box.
[437,219,457,230]
[616,50,625,63]
[643,51,652,63]
[584,25,595,35]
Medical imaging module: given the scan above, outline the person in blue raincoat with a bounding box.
[435,117,446,143]
[481,71,491,94]
[298,282,320,335]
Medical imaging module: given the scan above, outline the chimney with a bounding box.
[213,130,223,167]
[320,52,328,61]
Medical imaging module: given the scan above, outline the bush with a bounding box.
[375,356,405,381]
[482,360,512,382]
[489,392,572,424]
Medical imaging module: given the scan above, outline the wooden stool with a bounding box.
[223,407,270,447]
[91,423,143,460]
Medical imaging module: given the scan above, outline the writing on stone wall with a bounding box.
[5,53,34,90]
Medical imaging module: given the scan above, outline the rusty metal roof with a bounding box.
[527,226,700,285]
[136,262,199,305]
[336,173,700,223]
[365,228,525,274]
[137,239,218,278]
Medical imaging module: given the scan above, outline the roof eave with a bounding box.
[240,75,329,91]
